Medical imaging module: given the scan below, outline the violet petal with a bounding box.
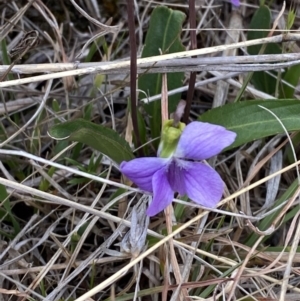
[167,159,186,196]
[231,0,240,7]
[120,157,168,192]
[146,168,174,216]
[180,161,224,208]
[175,122,236,160]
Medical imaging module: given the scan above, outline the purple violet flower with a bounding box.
[120,121,236,216]
[231,0,240,7]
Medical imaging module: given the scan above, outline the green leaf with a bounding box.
[39,166,56,192]
[280,64,300,98]
[0,184,20,235]
[247,5,281,95]
[199,99,300,150]
[278,9,300,99]
[48,119,134,164]
[247,6,272,55]
[1,39,14,82]
[68,177,91,185]
[138,6,186,142]
[287,8,296,30]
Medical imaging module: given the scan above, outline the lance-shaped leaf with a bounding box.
[199,99,300,150]
[247,5,281,95]
[139,6,186,142]
[48,119,134,164]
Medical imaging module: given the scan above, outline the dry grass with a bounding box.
[1,0,300,301]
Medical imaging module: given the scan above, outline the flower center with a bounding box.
[158,119,185,158]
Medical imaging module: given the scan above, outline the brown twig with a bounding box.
[127,0,143,156]
[183,0,197,124]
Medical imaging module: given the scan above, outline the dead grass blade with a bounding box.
[0,0,36,42]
